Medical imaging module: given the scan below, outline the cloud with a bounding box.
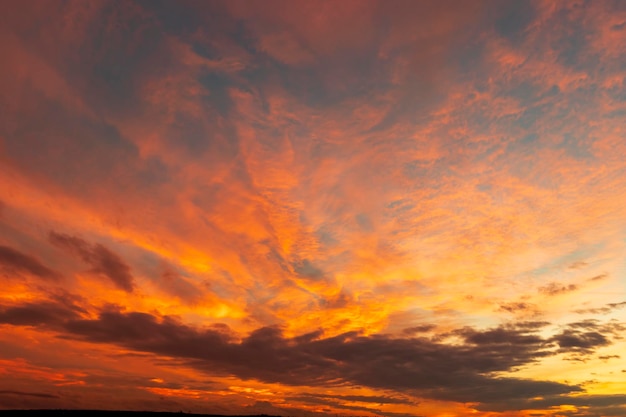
[0,390,59,399]
[598,354,620,361]
[588,273,608,281]
[0,295,85,328]
[0,299,586,407]
[568,261,588,270]
[402,324,436,335]
[284,394,418,417]
[539,282,579,296]
[0,244,61,281]
[293,259,325,281]
[554,330,610,352]
[453,320,549,344]
[477,393,626,414]
[575,301,626,315]
[60,314,583,404]
[498,301,538,314]
[49,231,134,292]
[157,263,204,304]
[551,320,625,356]
[300,392,416,405]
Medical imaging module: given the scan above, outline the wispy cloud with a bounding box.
[49,232,135,292]
[0,245,61,281]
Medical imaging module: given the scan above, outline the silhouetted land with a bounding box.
[0,411,279,417]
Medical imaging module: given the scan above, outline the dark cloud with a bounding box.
[538,282,578,296]
[293,259,325,281]
[575,306,613,315]
[553,330,609,351]
[158,264,203,303]
[319,290,352,309]
[477,393,626,413]
[5,296,624,409]
[0,390,59,399]
[285,394,416,417]
[568,261,588,270]
[245,400,332,417]
[0,294,85,328]
[575,301,626,315]
[0,244,61,281]
[562,319,624,333]
[492,0,535,44]
[300,392,415,405]
[588,273,608,281]
[551,320,625,356]
[454,320,549,346]
[497,301,536,313]
[49,231,134,292]
[402,324,436,334]
[3,302,579,406]
[598,354,620,361]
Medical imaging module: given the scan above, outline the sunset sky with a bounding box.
[1,1,626,416]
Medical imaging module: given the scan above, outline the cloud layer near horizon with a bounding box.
[1,1,626,416]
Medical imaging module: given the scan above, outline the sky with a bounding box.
[1,0,626,416]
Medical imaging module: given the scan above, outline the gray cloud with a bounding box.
[575,306,613,315]
[498,301,537,314]
[539,282,578,296]
[574,301,626,315]
[402,324,436,335]
[598,354,620,361]
[64,314,579,405]
[0,299,585,408]
[0,390,60,399]
[0,244,61,281]
[285,394,418,417]
[477,394,626,414]
[158,264,203,303]
[588,273,608,281]
[568,261,588,270]
[551,320,625,357]
[49,231,134,292]
[318,290,352,309]
[301,393,416,405]
[2,294,622,411]
[0,294,85,328]
[293,259,325,281]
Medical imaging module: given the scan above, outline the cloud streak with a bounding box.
[49,232,135,292]
[0,245,60,281]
